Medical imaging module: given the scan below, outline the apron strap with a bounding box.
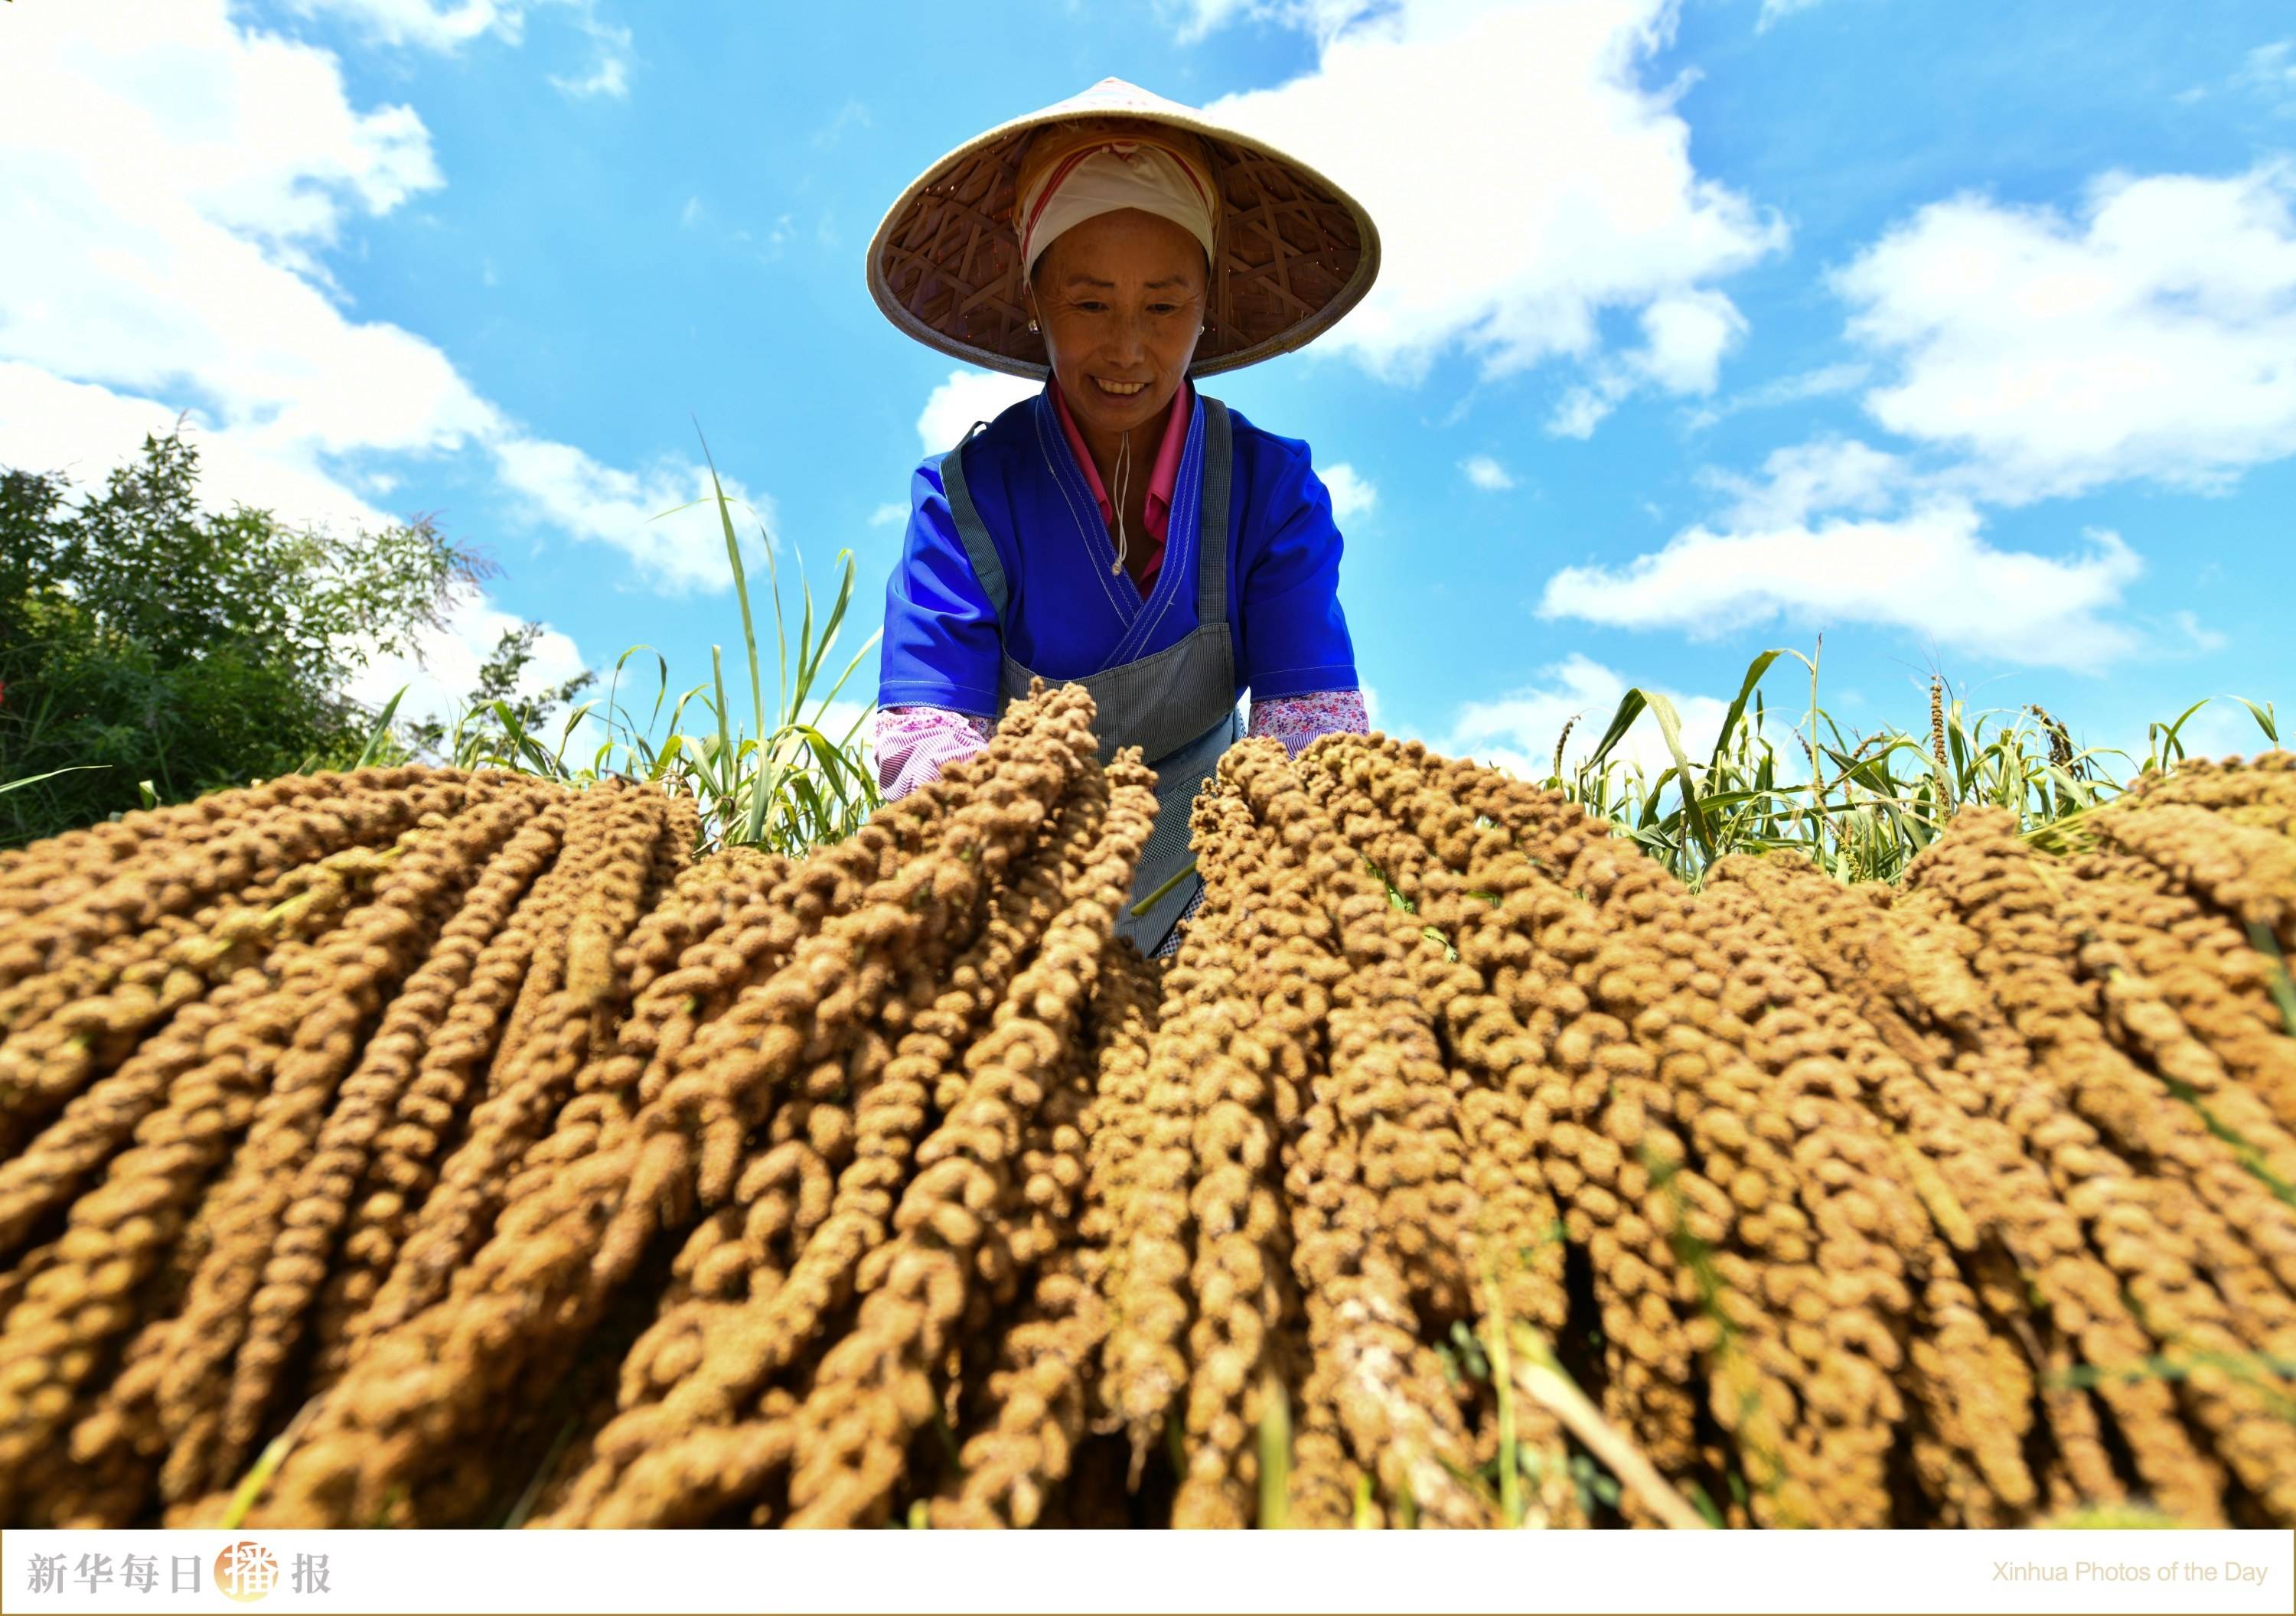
[1196,396,1233,627]
[937,424,1011,630]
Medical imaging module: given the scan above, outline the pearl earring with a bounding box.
[1027,318,1039,333]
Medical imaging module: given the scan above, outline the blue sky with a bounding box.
[4,0,2292,779]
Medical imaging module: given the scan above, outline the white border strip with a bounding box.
[3,1528,2290,1615]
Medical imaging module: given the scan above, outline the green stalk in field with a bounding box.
[1540,646,2278,888]
[370,427,885,861]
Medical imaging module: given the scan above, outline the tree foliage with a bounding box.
[0,432,497,845]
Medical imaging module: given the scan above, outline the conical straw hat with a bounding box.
[866,77,1381,380]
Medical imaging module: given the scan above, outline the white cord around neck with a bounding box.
[1110,430,1133,576]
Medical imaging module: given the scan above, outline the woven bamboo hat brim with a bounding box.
[866,77,1381,380]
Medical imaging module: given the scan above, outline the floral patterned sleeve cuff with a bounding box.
[1247,687,1369,758]
[875,705,996,801]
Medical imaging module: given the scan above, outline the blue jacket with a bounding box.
[877,387,1358,716]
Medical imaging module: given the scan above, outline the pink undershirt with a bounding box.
[1048,376,1192,584]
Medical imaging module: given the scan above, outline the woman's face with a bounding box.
[1026,207,1207,443]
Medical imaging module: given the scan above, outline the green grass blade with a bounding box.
[793,543,816,712]
[813,630,885,726]
[693,428,768,813]
[354,686,407,769]
[709,646,738,838]
[555,698,600,763]
[1641,693,1711,858]
[608,645,671,741]
[1583,689,1650,774]
[747,527,785,849]
[0,763,104,798]
[2225,696,2279,747]
[220,1396,321,1529]
[2150,697,2214,770]
[2250,923,2296,1039]
[491,699,559,779]
[1257,1368,1292,1530]
[1707,650,1788,776]
[802,549,862,707]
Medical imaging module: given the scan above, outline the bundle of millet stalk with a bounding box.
[0,689,2289,1528]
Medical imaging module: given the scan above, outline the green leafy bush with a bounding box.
[0,432,490,845]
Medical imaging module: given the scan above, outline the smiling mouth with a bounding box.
[1091,377,1150,398]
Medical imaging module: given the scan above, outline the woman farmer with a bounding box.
[866,78,1380,956]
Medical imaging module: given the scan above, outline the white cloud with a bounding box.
[1094,5,1791,441]
[915,368,1040,454]
[869,500,909,527]
[1562,158,2296,673]
[2173,609,2228,654]
[1461,454,1516,490]
[1538,496,2144,673]
[1547,287,1749,436]
[548,18,631,99]
[1697,436,1905,529]
[1755,0,1831,33]
[1196,0,1785,416]
[490,438,765,597]
[680,195,704,228]
[289,0,518,50]
[1169,1,1386,46]
[549,47,629,99]
[1548,387,1619,440]
[348,594,592,742]
[1685,360,1868,429]
[0,5,483,461]
[0,0,737,596]
[289,1,632,96]
[0,363,397,535]
[2237,40,2295,103]
[1834,161,2296,503]
[1321,462,1377,521]
[810,99,873,149]
[1629,286,1747,395]
[1440,653,1730,781]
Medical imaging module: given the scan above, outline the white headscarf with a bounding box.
[1017,138,1218,279]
